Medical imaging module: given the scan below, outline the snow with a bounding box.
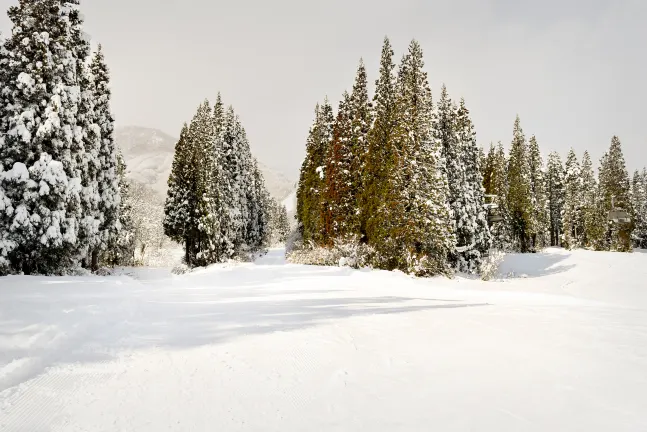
[1,248,647,431]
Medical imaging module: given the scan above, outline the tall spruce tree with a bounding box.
[436,87,490,272]
[296,100,333,243]
[396,40,453,274]
[488,142,511,249]
[527,136,549,249]
[562,149,582,249]
[364,37,404,263]
[632,168,647,248]
[349,60,373,240]
[546,151,565,247]
[580,151,603,249]
[324,92,355,241]
[90,45,121,268]
[454,98,491,272]
[598,136,633,251]
[0,0,89,274]
[506,116,532,252]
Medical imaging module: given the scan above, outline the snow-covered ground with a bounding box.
[1,248,646,431]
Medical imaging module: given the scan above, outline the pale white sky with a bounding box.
[1,0,645,179]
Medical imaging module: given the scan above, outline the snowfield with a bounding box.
[1,248,647,431]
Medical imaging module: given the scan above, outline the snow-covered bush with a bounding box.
[287,234,376,270]
[479,249,506,281]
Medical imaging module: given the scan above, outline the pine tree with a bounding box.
[562,149,582,249]
[364,37,403,263]
[297,99,333,243]
[0,0,89,274]
[324,92,355,240]
[436,87,490,272]
[396,40,453,274]
[598,136,633,251]
[348,59,373,240]
[482,143,496,196]
[211,94,234,259]
[453,98,491,272]
[546,152,565,247]
[506,116,532,252]
[90,45,121,269]
[164,123,195,264]
[102,151,135,266]
[580,151,602,249]
[488,142,511,249]
[527,136,549,249]
[633,168,647,248]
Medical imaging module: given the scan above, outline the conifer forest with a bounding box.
[295,37,647,276]
[0,2,645,277]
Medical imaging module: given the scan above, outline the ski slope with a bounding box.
[1,248,647,431]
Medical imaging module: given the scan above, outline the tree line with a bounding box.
[0,0,132,275]
[296,37,646,276]
[296,38,490,276]
[164,96,290,268]
[483,134,644,253]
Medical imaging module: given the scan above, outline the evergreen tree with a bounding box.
[506,116,532,252]
[632,168,647,248]
[364,37,403,263]
[91,45,121,269]
[102,151,135,266]
[164,123,197,264]
[453,98,491,272]
[598,136,633,251]
[396,40,453,274]
[546,151,565,247]
[436,87,490,272]
[0,0,88,274]
[527,136,549,249]
[324,92,355,240]
[348,60,373,240]
[296,100,333,243]
[483,143,496,196]
[562,149,582,249]
[488,142,511,249]
[580,151,603,249]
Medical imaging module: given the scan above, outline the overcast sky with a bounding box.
[1,0,645,179]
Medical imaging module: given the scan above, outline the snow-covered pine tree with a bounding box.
[453,97,491,272]
[296,100,333,244]
[506,116,532,252]
[436,87,490,271]
[633,168,647,248]
[562,149,582,249]
[364,37,403,263]
[324,92,355,241]
[74,21,102,270]
[546,151,565,247]
[598,136,633,252]
[487,142,511,249]
[396,40,453,275]
[102,151,135,266]
[211,94,234,259]
[0,0,90,274]
[90,45,121,269]
[580,151,603,249]
[527,136,549,249]
[164,123,195,264]
[483,143,496,196]
[348,59,373,240]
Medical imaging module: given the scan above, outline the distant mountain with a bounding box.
[115,126,295,200]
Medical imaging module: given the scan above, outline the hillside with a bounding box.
[115,126,295,200]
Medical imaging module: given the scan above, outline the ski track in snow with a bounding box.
[1,248,647,431]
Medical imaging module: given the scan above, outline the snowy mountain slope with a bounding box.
[116,126,295,199]
[1,248,647,431]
